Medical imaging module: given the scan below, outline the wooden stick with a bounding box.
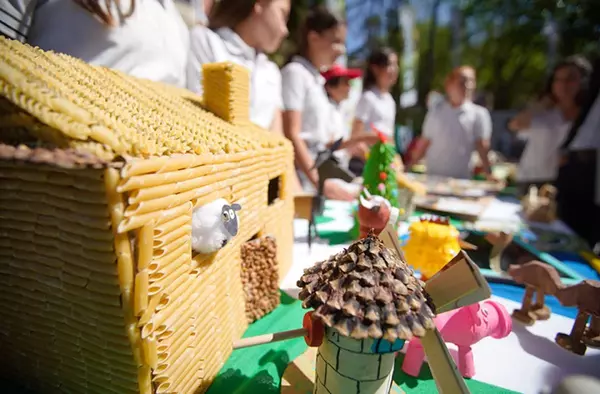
[420,329,471,394]
[458,239,478,251]
[233,328,306,350]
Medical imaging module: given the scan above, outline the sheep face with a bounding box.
[191,198,242,254]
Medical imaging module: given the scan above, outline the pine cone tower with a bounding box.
[297,232,435,394]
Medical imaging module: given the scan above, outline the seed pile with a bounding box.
[297,233,435,342]
[241,236,280,322]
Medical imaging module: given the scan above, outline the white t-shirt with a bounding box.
[354,88,396,139]
[281,56,332,156]
[187,26,283,130]
[517,109,571,182]
[329,98,350,168]
[422,100,492,179]
[3,0,189,87]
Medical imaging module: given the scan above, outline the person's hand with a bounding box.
[323,179,357,201]
[348,142,370,159]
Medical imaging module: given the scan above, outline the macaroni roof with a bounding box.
[0,37,289,161]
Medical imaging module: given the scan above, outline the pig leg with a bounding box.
[402,340,425,377]
[532,289,551,320]
[457,345,475,378]
[512,286,536,325]
[583,315,600,348]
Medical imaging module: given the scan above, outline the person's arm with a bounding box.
[507,96,554,132]
[281,65,319,186]
[406,110,435,167]
[187,25,216,94]
[475,108,493,177]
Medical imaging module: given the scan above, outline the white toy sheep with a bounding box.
[191,198,242,254]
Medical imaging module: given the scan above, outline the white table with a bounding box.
[283,241,600,394]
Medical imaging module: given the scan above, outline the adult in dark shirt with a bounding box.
[556,56,600,250]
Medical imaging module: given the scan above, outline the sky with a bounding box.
[345,0,452,58]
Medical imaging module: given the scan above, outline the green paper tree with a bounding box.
[363,141,400,208]
[351,131,400,239]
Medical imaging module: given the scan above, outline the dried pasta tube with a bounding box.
[148,292,200,338]
[134,270,149,316]
[142,335,158,369]
[148,262,190,297]
[155,348,194,387]
[118,201,192,233]
[150,239,189,267]
[137,225,154,270]
[138,293,164,326]
[153,215,189,238]
[148,256,188,285]
[172,351,206,392]
[153,225,191,249]
[137,365,152,394]
[154,329,195,374]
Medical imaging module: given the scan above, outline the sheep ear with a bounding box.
[231,203,241,211]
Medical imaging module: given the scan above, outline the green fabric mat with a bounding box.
[210,293,521,393]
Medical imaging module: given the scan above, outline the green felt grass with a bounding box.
[209,293,521,394]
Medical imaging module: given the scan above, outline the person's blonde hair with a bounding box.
[73,0,136,26]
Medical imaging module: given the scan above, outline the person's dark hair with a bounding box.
[288,6,343,63]
[73,0,135,26]
[543,55,592,106]
[362,47,396,91]
[325,76,343,89]
[208,0,258,30]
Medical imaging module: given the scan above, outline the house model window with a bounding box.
[268,176,281,205]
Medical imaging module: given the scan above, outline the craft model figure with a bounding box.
[307,138,356,248]
[191,199,242,254]
[357,189,401,238]
[522,184,557,223]
[402,300,512,378]
[0,38,295,394]
[233,233,493,394]
[508,261,564,325]
[402,215,463,281]
[395,171,426,221]
[555,280,600,355]
[297,233,435,393]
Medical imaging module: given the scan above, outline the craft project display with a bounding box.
[357,188,401,238]
[402,300,512,378]
[507,261,600,355]
[362,131,400,210]
[297,234,435,393]
[395,172,426,221]
[0,38,295,394]
[228,234,494,394]
[521,184,557,223]
[402,216,462,280]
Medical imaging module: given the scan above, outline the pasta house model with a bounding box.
[0,37,294,393]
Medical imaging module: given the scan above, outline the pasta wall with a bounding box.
[0,37,295,394]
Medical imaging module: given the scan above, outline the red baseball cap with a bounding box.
[321,64,362,81]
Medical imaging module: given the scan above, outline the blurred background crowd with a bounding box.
[1,0,598,248]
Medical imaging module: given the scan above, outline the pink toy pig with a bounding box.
[402,300,512,378]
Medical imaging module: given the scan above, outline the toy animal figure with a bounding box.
[357,188,400,238]
[555,280,600,355]
[522,184,557,223]
[508,261,564,325]
[307,138,356,248]
[191,198,242,254]
[402,300,512,378]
